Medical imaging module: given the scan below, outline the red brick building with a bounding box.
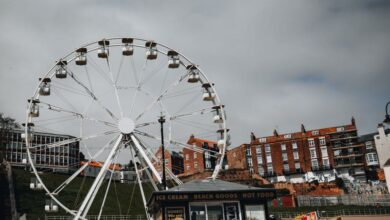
[181,135,219,176]
[228,118,365,183]
[155,147,184,176]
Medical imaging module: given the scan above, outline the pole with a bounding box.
[158,115,167,190]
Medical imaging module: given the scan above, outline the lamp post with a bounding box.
[384,101,390,124]
[158,114,167,190]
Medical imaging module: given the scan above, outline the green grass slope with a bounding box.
[13,168,152,219]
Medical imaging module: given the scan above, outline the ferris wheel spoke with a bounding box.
[106,56,124,118]
[86,54,114,86]
[52,136,117,195]
[135,74,188,122]
[133,130,218,158]
[129,134,162,183]
[129,145,151,220]
[30,129,119,151]
[169,107,214,121]
[132,147,159,191]
[75,134,123,219]
[39,102,117,128]
[68,69,119,122]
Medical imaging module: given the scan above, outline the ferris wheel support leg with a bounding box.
[137,153,159,191]
[74,134,123,220]
[130,134,162,184]
[130,147,151,220]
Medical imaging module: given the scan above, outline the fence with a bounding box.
[297,194,390,207]
[272,208,390,219]
[45,215,146,220]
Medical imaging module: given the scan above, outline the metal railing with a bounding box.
[45,215,146,220]
[297,194,390,207]
[272,208,390,219]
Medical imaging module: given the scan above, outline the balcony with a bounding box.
[330,135,358,141]
[334,153,363,159]
[332,143,364,150]
[335,163,364,168]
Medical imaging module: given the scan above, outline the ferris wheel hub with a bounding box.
[118,117,135,134]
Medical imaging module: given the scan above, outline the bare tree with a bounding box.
[0,113,20,162]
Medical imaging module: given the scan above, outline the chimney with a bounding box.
[273,129,279,137]
[250,132,256,141]
[351,116,356,126]
[301,124,306,133]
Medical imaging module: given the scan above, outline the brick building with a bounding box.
[181,135,219,176]
[155,147,184,176]
[228,118,367,183]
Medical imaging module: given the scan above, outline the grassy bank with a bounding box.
[12,168,152,219]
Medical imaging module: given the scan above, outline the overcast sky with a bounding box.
[0,0,389,147]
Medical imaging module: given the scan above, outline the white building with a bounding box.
[374,124,390,168]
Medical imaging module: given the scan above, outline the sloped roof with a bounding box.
[167,179,259,192]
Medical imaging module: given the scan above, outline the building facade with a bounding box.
[0,129,80,173]
[155,147,184,176]
[228,118,368,183]
[182,135,219,176]
[374,123,390,168]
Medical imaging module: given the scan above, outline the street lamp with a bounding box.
[384,101,390,124]
[158,114,167,190]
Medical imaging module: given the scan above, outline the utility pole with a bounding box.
[158,114,167,190]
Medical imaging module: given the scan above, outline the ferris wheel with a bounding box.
[24,37,229,219]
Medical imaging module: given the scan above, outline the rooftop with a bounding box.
[167,179,260,192]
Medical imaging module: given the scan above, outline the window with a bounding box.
[165,159,169,166]
[311,159,319,170]
[267,164,273,173]
[308,139,315,147]
[205,160,212,169]
[194,153,197,159]
[246,147,252,156]
[312,130,319,135]
[282,153,288,161]
[321,147,328,157]
[249,167,254,174]
[281,144,286,151]
[194,162,198,168]
[284,134,291,139]
[295,162,301,170]
[283,163,289,172]
[257,156,263,164]
[365,141,373,150]
[323,158,330,169]
[247,158,253,167]
[186,165,190,170]
[259,138,266,143]
[310,148,317,159]
[292,142,298,149]
[233,152,237,158]
[258,166,264,176]
[293,151,299,160]
[366,153,378,165]
[205,152,210,159]
[256,146,262,154]
[265,144,271,153]
[245,205,265,220]
[319,138,326,146]
[337,127,344,132]
[186,154,189,160]
[266,153,272,163]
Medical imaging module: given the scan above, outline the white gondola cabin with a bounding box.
[202,83,216,101]
[167,50,180,68]
[39,78,51,96]
[55,60,67,78]
[217,129,231,148]
[187,65,200,83]
[145,41,158,60]
[122,38,134,56]
[28,99,40,117]
[45,199,58,213]
[21,123,34,140]
[75,47,87,65]
[212,105,225,123]
[97,40,109,58]
[30,177,43,190]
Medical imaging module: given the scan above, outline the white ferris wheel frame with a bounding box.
[24,37,228,219]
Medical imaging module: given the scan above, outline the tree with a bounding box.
[0,113,20,162]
